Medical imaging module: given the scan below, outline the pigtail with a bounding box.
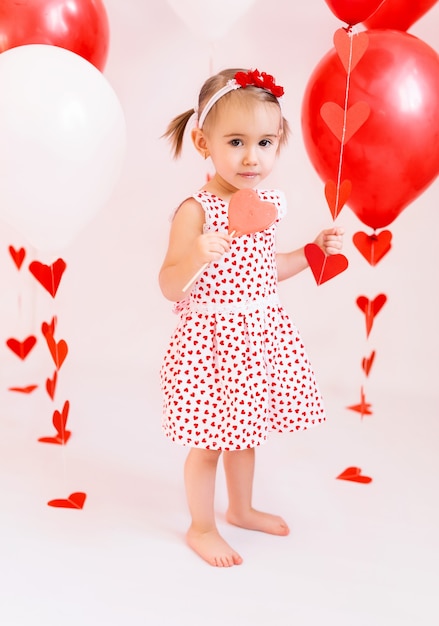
[162,108,196,159]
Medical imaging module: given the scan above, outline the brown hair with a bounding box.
[163,68,290,159]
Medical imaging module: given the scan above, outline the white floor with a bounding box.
[1,364,437,626]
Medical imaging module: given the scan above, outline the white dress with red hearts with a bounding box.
[160,189,326,450]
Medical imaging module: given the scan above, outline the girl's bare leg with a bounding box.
[223,448,290,536]
[184,448,243,567]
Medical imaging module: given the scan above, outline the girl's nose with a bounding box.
[243,146,257,165]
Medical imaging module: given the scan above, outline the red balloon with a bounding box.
[323,0,386,25]
[0,0,109,71]
[301,30,439,230]
[364,0,438,31]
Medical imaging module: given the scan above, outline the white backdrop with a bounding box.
[0,2,438,625]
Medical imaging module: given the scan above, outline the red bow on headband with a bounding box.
[234,69,284,98]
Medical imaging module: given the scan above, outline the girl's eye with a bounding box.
[259,139,272,147]
[230,139,242,147]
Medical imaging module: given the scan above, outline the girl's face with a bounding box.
[197,98,282,196]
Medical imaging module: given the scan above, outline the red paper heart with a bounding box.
[6,336,37,360]
[39,400,71,444]
[8,245,26,269]
[356,293,387,337]
[47,492,86,509]
[324,179,352,219]
[46,371,58,400]
[228,189,277,235]
[45,333,68,370]
[8,384,38,394]
[362,350,376,377]
[305,243,348,285]
[29,258,66,298]
[347,386,373,417]
[320,101,370,144]
[337,466,372,484]
[41,317,57,338]
[333,28,369,73]
[353,230,392,265]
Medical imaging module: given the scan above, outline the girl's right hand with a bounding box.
[193,232,232,265]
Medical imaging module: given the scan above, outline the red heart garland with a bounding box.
[362,350,376,377]
[8,385,38,394]
[228,188,277,235]
[47,492,86,509]
[8,245,26,270]
[336,466,372,484]
[39,400,71,444]
[347,386,373,417]
[29,259,66,298]
[353,230,392,265]
[46,371,58,400]
[6,336,37,360]
[305,243,348,285]
[41,317,57,338]
[320,101,370,144]
[324,179,352,220]
[356,293,387,337]
[45,332,68,370]
[333,28,369,74]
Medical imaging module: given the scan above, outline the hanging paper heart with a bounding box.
[336,466,372,483]
[45,332,68,370]
[333,28,369,73]
[39,400,71,444]
[320,101,371,144]
[8,384,38,393]
[228,188,277,235]
[41,316,57,338]
[6,335,37,359]
[46,371,58,400]
[8,245,26,269]
[362,350,376,376]
[29,258,66,298]
[346,386,373,417]
[356,293,387,337]
[48,492,86,509]
[324,179,352,219]
[305,243,348,285]
[353,230,392,265]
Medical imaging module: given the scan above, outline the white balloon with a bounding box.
[0,44,126,251]
[167,0,256,42]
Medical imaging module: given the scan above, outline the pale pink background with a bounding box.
[0,1,438,625]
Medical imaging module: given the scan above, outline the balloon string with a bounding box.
[334,29,354,220]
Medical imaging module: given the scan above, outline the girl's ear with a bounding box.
[191,128,210,159]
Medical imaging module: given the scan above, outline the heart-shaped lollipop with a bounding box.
[228,189,277,236]
[182,189,277,292]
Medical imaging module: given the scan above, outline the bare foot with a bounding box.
[226,508,290,536]
[186,526,243,567]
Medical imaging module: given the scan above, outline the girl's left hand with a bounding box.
[314,227,344,255]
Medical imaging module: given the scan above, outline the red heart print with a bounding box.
[47,492,86,509]
[353,230,392,266]
[6,336,37,360]
[305,243,348,285]
[8,384,38,394]
[41,317,57,338]
[337,466,372,484]
[46,371,58,400]
[356,293,387,337]
[362,350,376,377]
[320,101,370,144]
[29,258,66,298]
[324,179,352,220]
[228,189,277,236]
[45,333,68,370]
[8,245,26,269]
[333,28,369,74]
